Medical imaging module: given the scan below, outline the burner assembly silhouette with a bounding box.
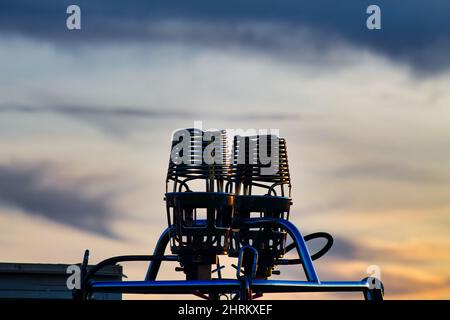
[165,128,233,281]
[229,135,292,280]
[75,128,384,300]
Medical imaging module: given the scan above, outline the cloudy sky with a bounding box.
[0,0,449,299]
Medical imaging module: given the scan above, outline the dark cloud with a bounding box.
[1,1,449,73]
[0,162,119,238]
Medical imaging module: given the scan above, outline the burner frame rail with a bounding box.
[76,218,383,301]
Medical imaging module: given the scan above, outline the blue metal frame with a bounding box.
[88,279,373,295]
[76,218,384,300]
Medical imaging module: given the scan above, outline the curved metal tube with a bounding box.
[239,218,320,283]
[281,232,334,264]
[236,246,259,279]
[145,227,172,281]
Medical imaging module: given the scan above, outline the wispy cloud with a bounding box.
[0,104,301,137]
[0,161,120,238]
[0,105,300,120]
[0,105,193,119]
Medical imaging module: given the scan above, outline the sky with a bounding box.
[0,0,449,299]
